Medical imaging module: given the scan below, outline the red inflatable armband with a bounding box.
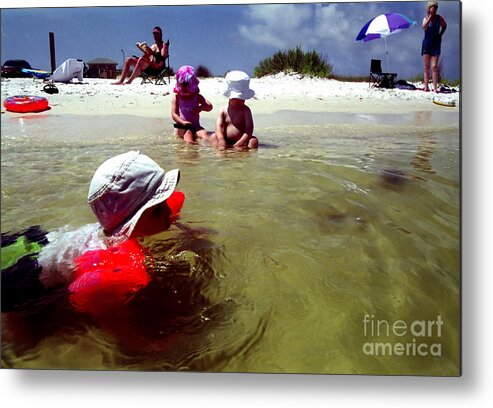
[166,191,185,217]
[69,239,149,312]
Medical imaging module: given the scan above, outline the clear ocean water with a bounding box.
[1,109,460,375]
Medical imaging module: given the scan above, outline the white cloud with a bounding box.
[313,4,351,44]
[238,24,286,49]
[238,4,312,49]
[238,3,371,51]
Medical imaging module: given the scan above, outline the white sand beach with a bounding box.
[1,73,459,121]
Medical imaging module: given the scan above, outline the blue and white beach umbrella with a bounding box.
[356,13,416,71]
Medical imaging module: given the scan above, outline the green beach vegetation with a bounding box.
[196,64,213,78]
[253,46,333,78]
[253,47,459,87]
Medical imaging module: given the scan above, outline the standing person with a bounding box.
[210,71,259,150]
[421,1,447,93]
[113,26,169,85]
[171,65,213,144]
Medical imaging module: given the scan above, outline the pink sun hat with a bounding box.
[173,65,200,95]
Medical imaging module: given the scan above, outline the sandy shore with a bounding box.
[1,73,460,120]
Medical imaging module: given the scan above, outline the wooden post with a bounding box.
[49,32,56,72]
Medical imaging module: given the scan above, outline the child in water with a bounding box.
[210,70,259,150]
[1,151,183,311]
[171,65,213,144]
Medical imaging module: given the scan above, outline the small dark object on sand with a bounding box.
[325,212,346,222]
[379,168,408,186]
[43,83,59,94]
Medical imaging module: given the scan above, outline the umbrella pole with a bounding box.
[385,36,390,72]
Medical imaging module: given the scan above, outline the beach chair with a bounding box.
[369,59,397,89]
[141,40,171,85]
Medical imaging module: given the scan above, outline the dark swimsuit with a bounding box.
[143,65,163,75]
[143,43,166,75]
[421,15,442,56]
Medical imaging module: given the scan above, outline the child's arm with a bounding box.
[233,107,254,148]
[215,108,228,149]
[171,95,192,127]
[196,94,213,113]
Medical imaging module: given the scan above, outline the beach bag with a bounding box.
[51,58,85,83]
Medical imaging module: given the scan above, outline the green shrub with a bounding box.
[196,64,212,78]
[254,46,333,78]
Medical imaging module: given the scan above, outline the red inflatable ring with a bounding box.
[3,95,49,113]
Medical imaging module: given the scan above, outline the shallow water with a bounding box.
[1,110,460,375]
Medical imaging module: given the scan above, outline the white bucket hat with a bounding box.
[223,70,255,100]
[88,151,180,239]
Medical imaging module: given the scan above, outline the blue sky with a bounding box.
[1,1,461,80]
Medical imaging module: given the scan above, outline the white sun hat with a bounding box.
[223,70,255,100]
[88,151,180,240]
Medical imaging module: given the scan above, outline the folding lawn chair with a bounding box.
[141,40,171,85]
[369,59,397,89]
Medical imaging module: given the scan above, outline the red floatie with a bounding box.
[167,191,185,217]
[4,95,49,113]
[69,239,149,312]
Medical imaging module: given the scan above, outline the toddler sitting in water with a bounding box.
[210,70,259,150]
[1,151,183,311]
[171,65,213,144]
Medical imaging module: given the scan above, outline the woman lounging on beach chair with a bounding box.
[113,26,169,85]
